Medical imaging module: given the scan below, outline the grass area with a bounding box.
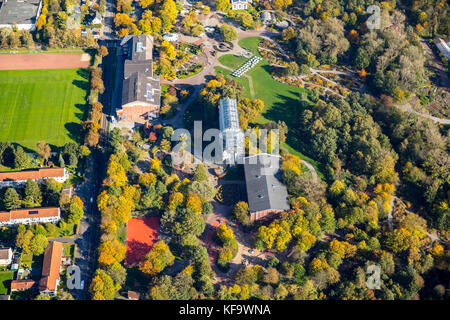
[63,243,76,258]
[215,66,251,97]
[0,68,89,152]
[117,225,127,243]
[216,37,325,178]
[0,271,14,295]
[218,54,248,70]
[47,223,77,238]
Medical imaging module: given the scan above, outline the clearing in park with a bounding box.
[125,217,160,266]
[0,68,89,151]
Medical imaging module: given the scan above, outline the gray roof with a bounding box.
[119,35,161,108]
[122,71,161,106]
[243,153,290,214]
[0,0,41,25]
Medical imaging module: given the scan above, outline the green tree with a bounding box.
[14,146,30,169]
[24,179,41,206]
[29,234,49,256]
[4,188,21,210]
[193,163,208,182]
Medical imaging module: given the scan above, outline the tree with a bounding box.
[36,141,51,163]
[216,224,234,245]
[4,188,21,210]
[35,293,51,300]
[139,172,157,188]
[29,234,49,256]
[220,23,237,41]
[16,229,34,252]
[189,181,216,202]
[139,240,175,276]
[68,196,84,224]
[193,163,208,182]
[216,0,231,12]
[90,269,117,300]
[24,179,41,206]
[186,193,202,214]
[98,240,126,267]
[56,290,74,300]
[98,45,108,57]
[14,146,30,169]
[106,262,127,287]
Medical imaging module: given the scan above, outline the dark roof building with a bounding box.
[117,35,161,122]
[0,0,43,31]
[243,153,290,222]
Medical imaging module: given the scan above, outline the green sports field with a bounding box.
[0,68,88,151]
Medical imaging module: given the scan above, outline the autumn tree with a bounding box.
[139,240,175,276]
[36,141,51,163]
[98,240,126,267]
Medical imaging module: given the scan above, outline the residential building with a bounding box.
[0,0,43,31]
[243,153,290,222]
[0,167,68,187]
[39,241,63,297]
[434,37,450,61]
[0,248,12,265]
[231,0,251,10]
[117,35,161,122]
[0,207,61,227]
[10,279,37,292]
[218,98,244,164]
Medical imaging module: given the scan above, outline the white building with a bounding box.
[0,248,12,266]
[0,0,43,31]
[0,168,69,188]
[219,98,244,165]
[0,207,61,227]
[231,0,251,10]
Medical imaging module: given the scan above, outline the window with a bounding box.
[136,42,143,53]
[146,83,152,101]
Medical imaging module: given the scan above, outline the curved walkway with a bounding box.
[395,103,450,124]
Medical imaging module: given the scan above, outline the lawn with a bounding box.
[0,271,14,295]
[0,68,89,152]
[216,37,325,177]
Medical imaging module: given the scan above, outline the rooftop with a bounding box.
[0,207,60,223]
[0,0,41,25]
[0,167,66,182]
[11,279,36,291]
[39,241,63,293]
[243,153,290,214]
[120,35,161,108]
[0,248,12,260]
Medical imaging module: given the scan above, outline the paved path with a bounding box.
[395,103,450,124]
[302,160,318,183]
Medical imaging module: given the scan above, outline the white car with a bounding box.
[80,280,85,290]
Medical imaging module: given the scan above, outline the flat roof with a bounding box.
[0,0,41,25]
